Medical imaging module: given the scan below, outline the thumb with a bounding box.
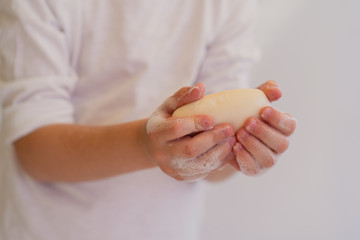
[257,80,282,102]
[161,83,206,114]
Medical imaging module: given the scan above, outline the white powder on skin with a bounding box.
[146,111,169,134]
[146,111,197,135]
[164,97,177,113]
[279,113,297,134]
[170,143,225,181]
[147,84,203,134]
[237,158,267,176]
[146,94,181,134]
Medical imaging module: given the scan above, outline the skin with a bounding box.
[145,83,236,181]
[233,80,297,176]
[14,120,155,182]
[207,80,296,180]
[14,81,296,182]
[14,83,234,182]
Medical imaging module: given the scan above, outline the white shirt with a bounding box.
[0,0,258,239]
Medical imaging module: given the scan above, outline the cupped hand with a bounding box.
[233,80,296,176]
[146,83,236,181]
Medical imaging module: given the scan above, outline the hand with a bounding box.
[145,83,236,181]
[233,80,296,176]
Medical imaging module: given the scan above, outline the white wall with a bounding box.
[201,1,360,239]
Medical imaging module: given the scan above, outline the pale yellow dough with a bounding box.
[172,89,271,130]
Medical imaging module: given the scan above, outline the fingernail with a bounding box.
[186,84,200,96]
[261,107,272,120]
[221,125,234,137]
[246,118,258,131]
[200,117,214,130]
[227,136,236,146]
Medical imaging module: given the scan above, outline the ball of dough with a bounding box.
[172,88,270,130]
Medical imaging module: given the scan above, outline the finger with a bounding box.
[171,123,235,158]
[216,152,237,171]
[161,83,205,114]
[244,117,290,154]
[148,115,214,141]
[171,137,236,180]
[236,128,277,169]
[189,136,236,175]
[233,142,263,176]
[228,155,241,171]
[257,80,282,102]
[260,106,297,136]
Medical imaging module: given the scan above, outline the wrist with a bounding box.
[136,118,157,168]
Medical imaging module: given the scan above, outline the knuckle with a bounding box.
[151,150,165,162]
[268,109,281,124]
[288,118,297,134]
[278,138,289,153]
[263,154,276,168]
[245,118,256,133]
[252,123,263,136]
[274,114,283,127]
[171,120,184,136]
[194,117,203,131]
[243,167,261,176]
[282,113,297,135]
[238,159,262,176]
[184,143,198,157]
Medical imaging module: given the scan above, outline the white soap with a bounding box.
[172,89,270,130]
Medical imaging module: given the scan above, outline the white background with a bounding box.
[202,0,360,239]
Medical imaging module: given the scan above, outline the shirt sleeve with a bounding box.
[197,0,260,94]
[0,0,77,144]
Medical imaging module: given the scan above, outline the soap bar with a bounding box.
[172,88,270,130]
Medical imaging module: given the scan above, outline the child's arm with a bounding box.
[14,119,153,182]
[14,83,236,182]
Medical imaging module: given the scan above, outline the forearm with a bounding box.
[14,119,156,182]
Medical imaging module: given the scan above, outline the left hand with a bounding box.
[233,80,297,176]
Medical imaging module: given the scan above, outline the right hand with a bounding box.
[145,83,236,181]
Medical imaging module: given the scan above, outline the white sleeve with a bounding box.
[197,0,260,94]
[0,0,77,144]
